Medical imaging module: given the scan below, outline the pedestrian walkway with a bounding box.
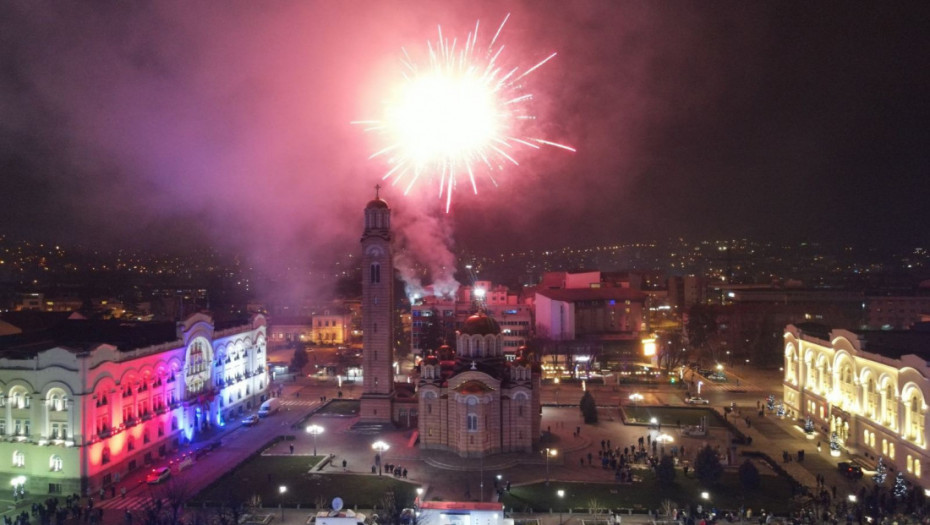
[95,496,165,511]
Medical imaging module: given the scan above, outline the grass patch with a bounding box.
[501,469,797,513]
[192,455,418,509]
[623,406,722,428]
[315,400,360,416]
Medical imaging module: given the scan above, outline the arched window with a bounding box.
[467,413,478,432]
[49,455,62,472]
[370,263,381,284]
[12,450,24,468]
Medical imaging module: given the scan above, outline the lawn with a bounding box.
[622,406,724,428]
[192,455,419,509]
[315,400,360,416]
[501,468,797,514]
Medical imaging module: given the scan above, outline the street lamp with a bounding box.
[557,489,565,525]
[545,448,558,485]
[279,485,287,520]
[306,424,324,456]
[701,491,710,500]
[372,441,390,476]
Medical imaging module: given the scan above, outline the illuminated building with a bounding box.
[784,322,930,486]
[418,312,541,456]
[411,282,532,359]
[268,316,312,347]
[534,279,647,373]
[312,312,351,345]
[0,313,267,496]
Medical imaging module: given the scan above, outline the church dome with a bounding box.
[366,198,389,209]
[437,344,455,361]
[460,312,500,335]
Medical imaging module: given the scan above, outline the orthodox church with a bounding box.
[357,190,541,456]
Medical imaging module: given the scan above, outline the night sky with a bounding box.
[1,1,929,267]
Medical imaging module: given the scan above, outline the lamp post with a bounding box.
[372,441,389,476]
[557,489,565,525]
[545,448,557,485]
[306,424,324,456]
[279,485,287,520]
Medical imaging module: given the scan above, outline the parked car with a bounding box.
[242,414,260,426]
[146,467,171,484]
[685,397,710,405]
[838,461,864,479]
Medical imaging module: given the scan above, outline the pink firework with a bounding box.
[354,14,575,212]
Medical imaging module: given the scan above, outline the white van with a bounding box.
[258,398,280,417]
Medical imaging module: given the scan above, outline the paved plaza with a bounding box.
[1,364,873,525]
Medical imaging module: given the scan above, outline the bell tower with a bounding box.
[358,185,395,424]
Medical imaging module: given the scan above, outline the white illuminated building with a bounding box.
[784,323,930,485]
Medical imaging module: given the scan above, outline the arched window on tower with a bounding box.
[370,263,381,284]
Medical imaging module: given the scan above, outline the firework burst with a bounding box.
[354,14,574,212]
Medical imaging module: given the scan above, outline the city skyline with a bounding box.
[1,2,928,288]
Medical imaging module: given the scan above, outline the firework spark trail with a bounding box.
[354,14,574,212]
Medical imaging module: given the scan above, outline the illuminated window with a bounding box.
[883,439,888,455]
[12,450,24,468]
[908,455,913,473]
[889,442,896,459]
[50,455,62,472]
[917,459,923,478]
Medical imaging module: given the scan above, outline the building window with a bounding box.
[12,450,24,468]
[467,413,478,432]
[49,455,62,472]
[370,263,381,284]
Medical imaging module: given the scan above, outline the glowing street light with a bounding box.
[279,485,288,519]
[557,489,565,525]
[701,491,710,500]
[372,441,390,476]
[545,448,558,485]
[306,424,324,456]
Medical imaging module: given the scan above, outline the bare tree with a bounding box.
[660,499,677,519]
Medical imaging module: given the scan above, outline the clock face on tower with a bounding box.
[365,245,385,258]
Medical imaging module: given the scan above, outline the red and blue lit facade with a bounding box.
[0,313,267,496]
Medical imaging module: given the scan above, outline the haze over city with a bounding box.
[2,1,929,301]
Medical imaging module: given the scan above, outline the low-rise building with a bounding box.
[784,322,930,486]
[0,312,268,496]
